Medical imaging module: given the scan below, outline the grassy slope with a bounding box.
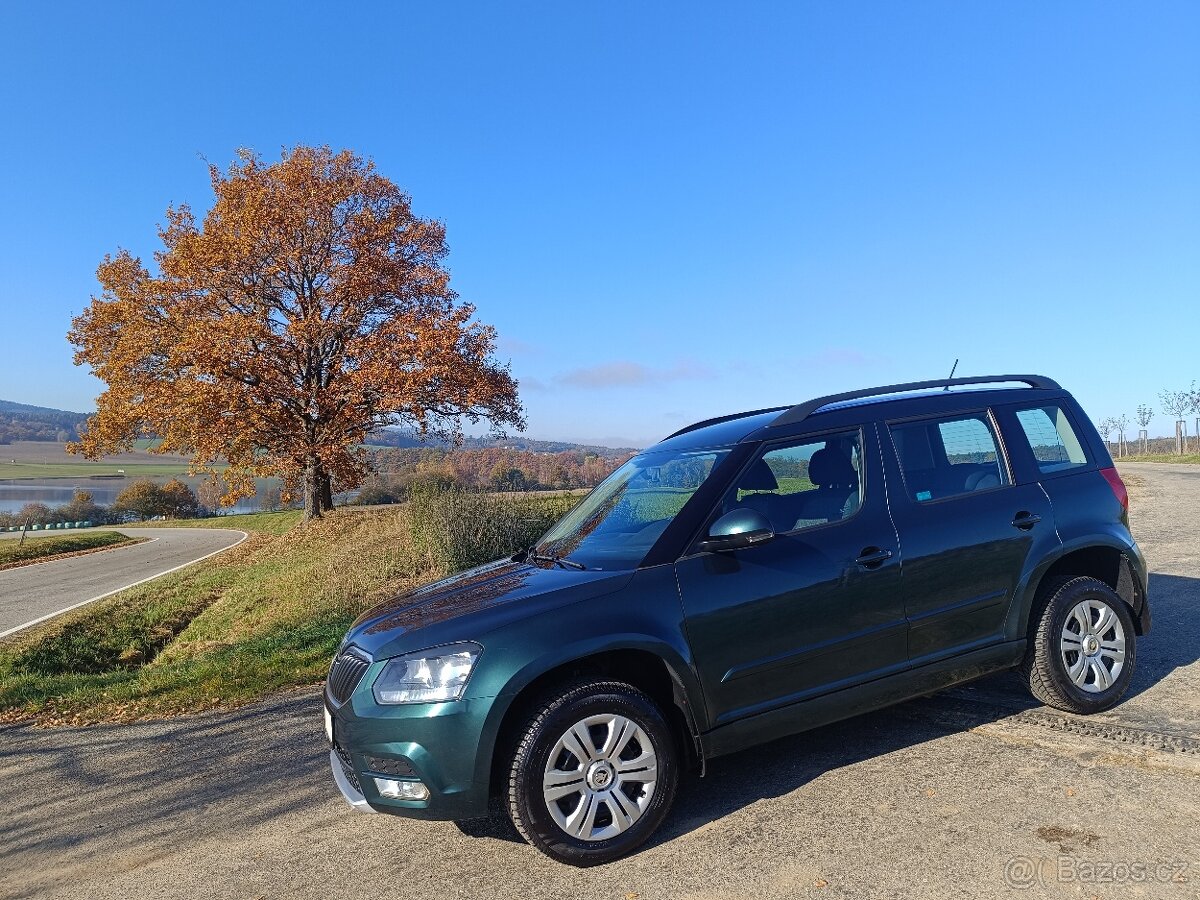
[0,494,576,726]
[134,510,303,535]
[0,508,429,724]
[0,531,136,569]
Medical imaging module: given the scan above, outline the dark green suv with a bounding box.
[325,375,1150,865]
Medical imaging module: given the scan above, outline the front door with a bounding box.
[675,425,906,729]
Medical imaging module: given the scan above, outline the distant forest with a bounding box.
[358,446,635,501]
[0,400,86,444]
[365,426,636,457]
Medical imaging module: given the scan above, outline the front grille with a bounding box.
[327,647,371,704]
[365,755,417,777]
[334,741,362,793]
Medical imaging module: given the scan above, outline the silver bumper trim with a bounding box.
[330,749,376,814]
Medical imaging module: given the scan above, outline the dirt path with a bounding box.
[1,465,1197,899]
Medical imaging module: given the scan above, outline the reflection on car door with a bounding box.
[675,424,906,728]
[883,410,1058,664]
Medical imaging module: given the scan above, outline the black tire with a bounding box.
[506,680,678,866]
[1021,576,1136,714]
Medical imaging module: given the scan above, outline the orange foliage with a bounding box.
[68,146,524,519]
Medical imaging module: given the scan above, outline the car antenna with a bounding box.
[943,358,959,390]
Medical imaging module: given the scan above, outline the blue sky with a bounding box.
[0,2,1196,447]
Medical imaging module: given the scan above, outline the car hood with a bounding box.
[345,557,633,659]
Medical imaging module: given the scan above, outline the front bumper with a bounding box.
[330,749,376,813]
[325,688,500,821]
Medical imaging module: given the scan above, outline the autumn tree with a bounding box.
[113,480,172,520]
[69,146,524,520]
[160,479,200,518]
[61,489,103,523]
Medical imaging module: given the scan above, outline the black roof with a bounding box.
[652,374,1066,453]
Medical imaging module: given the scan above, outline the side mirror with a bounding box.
[695,508,775,553]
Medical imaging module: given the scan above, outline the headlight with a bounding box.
[372,643,482,705]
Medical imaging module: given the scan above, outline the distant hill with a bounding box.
[0,401,637,455]
[365,427,638,457]
[0,400,88,444]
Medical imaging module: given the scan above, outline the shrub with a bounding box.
[406,488,579,574]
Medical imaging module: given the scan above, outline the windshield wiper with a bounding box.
[524,549,586,571]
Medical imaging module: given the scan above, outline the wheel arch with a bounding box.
[480,641,707,811]
[1015,539,1148,640]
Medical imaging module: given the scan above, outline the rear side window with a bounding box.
[1013,405,1090,474]
[890,412,1009,502]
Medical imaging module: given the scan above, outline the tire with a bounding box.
[1021,576,1136,714]
[506,680,678,866]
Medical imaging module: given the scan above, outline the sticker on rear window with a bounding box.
[916,490,932,501]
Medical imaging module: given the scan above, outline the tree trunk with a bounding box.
[303,459,323,521]
[320,472,334,512]
[1176,421,1185,456]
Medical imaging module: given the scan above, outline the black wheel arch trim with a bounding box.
[1012,536,1149,639]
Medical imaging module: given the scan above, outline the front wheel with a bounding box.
[1022,576,1136,714]
[506,680,678,866]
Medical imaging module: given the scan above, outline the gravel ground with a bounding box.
[1,463,1197,899]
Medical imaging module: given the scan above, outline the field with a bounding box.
[0,440,194,480]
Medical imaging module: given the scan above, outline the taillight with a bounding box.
[1099,467,1128,513]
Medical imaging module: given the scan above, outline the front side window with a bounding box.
[536,448,728,570]
[1013,405,1090,474]
[890,412,1009,502]
[720,430,863,534]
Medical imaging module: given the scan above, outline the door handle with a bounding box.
[1012,511,1042,530]
[855,547,894,569]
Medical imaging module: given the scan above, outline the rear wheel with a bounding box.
[506,680,678,866]
[1022,576,1136,714]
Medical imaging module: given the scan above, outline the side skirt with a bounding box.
[700,639,1027,759]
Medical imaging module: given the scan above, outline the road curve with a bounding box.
[0,527,247,639]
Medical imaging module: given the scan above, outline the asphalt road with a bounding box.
[0,528,246,638]
[1,464,1198,899]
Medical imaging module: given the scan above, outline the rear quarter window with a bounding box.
[889,412,1009,502]
[1013,405,1090,474]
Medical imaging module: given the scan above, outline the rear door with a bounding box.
[675,424,907,728]
[882,408,1059,665]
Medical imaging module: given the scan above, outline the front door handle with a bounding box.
[1012,511,1042,530]
[855,547,894,569]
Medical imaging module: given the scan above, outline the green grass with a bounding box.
[135,510,303,535]
[0,462,195,480]
[0,531,135,568]
[0,494,574,725]
[1117,453,1200,465]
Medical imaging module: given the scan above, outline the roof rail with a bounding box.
[769,374,1061,429]
[664,406,790,441]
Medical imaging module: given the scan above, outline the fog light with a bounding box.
[373,777,430,801]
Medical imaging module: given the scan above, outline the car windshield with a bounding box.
[535,447,730,571]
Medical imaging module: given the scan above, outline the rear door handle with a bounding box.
[855,547,894,569]
[1012,512,1042,530]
